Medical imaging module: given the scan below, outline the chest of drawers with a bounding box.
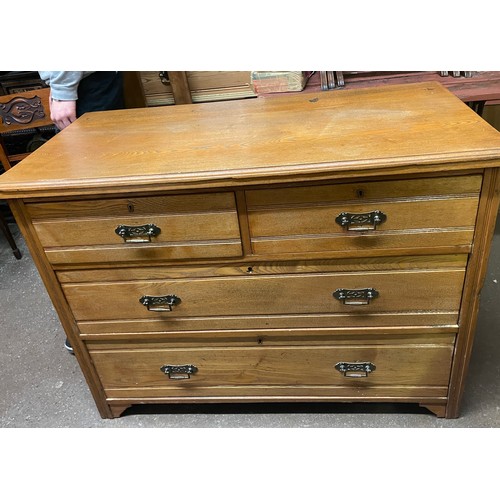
[1,82,500,418]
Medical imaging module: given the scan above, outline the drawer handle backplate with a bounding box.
[115,223,161,243]
[161,364,198,380]
[335,362,376,378]
[333,288,379,305]
[335,210,387,231]
[140,294,181,312]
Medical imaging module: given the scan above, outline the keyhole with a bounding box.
[127,202,135,213]
[356,189,365,198]
[246,266,254,274]
[257,337,263,345]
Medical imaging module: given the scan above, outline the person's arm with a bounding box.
[49,99,76,130]
[38,71,84,130]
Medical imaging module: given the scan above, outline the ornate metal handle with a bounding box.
[335,210,387,231]
[333,288,379,305]
[139,294,181,312]
[160,364,198,380]
[115,223,161,243]
[335,362,376,378]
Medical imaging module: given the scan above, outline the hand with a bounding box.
[49,98,77,130]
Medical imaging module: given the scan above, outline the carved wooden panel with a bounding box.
[0,95,46,126]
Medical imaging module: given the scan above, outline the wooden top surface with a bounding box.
[302,71,500,103]
[2,81,500,198]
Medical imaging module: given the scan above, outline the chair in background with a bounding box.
[0,87,54,259]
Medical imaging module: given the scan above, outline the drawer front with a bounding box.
[28,192,243,264]
[246,175,481,256]
[89,343,455,396]
[63,268,465,323]
[34,212,240,247]
[26,192,238,219]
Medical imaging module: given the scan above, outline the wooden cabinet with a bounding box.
[140,71,256,106]
[1,82,500,418]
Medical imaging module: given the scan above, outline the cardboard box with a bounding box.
[251,71,306,93]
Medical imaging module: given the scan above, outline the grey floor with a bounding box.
[1,217,499,428]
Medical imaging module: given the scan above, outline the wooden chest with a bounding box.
[1,82,499,418]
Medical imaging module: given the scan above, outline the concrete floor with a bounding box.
[1,217,499,428]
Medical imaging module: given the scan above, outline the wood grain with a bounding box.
[7,199,113,418]
[84,330,457,348]
[90,343,455,394]
[56,254,468,283]
[1,82,499,418]
[1,82,500,198]
[26,192,238,219]
[246,174,482,207]
[446,168,500,417]
[62,268,466,322]
[33,212,241,247]
[78,313,461,336]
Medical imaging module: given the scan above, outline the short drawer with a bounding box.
[89,342,455,399]
[246,174,482,256]
[63,267,465,324]
[27,192,242,264]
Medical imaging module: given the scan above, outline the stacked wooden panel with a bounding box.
[140,71,256,106]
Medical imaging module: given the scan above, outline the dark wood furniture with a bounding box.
[0,87,53,170]
[0,82,499,418]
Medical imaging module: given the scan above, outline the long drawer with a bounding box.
[62,267,466,325]
[27,192,242,264]
[246,174,482,256]
[89,341,455,399]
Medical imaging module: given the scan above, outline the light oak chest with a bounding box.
[1,82,499,418]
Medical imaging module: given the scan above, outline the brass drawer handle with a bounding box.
[161,364,198,380]
[335,210,387,231]
[335,362,376,378]
[139,294,181,312]
[115,223,161,243]
[333,288,379,305]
